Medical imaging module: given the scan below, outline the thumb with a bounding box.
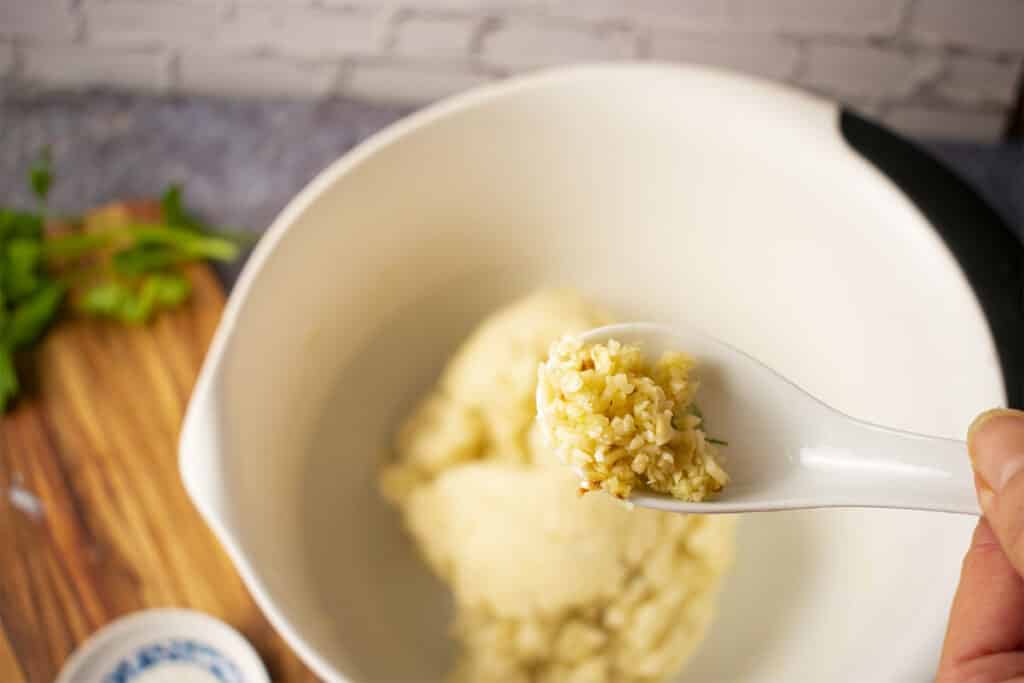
[969,408,1024,575]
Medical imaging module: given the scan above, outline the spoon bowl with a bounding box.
[538,322,979,515]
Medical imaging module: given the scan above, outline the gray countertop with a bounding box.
[1,90,1021,286]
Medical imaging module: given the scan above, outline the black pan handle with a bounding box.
[840,109,1024,409]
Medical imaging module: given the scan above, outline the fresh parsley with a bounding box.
[29,146,52,206]
[0,150,247,411]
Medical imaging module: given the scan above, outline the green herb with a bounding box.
[0,347,17,413]
[147,272,191,306]
[119,279,157,324]
[80,273,191,324]
[79,281,131,318]
[112,244,188,276]
[161,184,258,246]
[0,209,43,241]
[4,238,43,301]
[673,403,705,430]
[46,224,242,267]
[0,149,247,411]
[161,183,198,230]
[131,225,240,261]
[30,147,52,205]
[42,231,110,260]
[5,282,65,349]
[676,403,728,447]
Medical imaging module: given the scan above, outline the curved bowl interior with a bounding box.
[202,65,1001,683]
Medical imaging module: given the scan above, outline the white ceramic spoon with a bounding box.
[536,322,979,516]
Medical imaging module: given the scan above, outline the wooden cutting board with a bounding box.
[0,203,318,682]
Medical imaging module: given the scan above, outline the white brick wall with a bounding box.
[883,105,1009,141]
[480,20,636,70]
[0,0,78,41]
[728,0,905,37]
[938,54,1024,106]
[2,0,1022,141]
[648,33,799,81]
[801,45,943,100]
[178,53,338,97]
[395,0,538,10]
[547,1,730,31]
[219,6,384,59]
[85,1,222,49]
[344,61,493,102]
[393,14,481,59]
[911,0,1024,53]
[22,45,168,91]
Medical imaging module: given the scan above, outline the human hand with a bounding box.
[938,409,1024,683]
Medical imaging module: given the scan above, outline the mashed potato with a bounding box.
[538,337,729,501]
[380,290,736,683]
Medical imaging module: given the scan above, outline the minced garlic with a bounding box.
[538,337,729,502]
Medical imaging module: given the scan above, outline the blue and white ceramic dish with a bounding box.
[56,609,269,683]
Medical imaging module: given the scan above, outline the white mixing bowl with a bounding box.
[180,64,1011,682]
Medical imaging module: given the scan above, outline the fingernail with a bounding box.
[968,408,1024,492]
[972,471,995,513]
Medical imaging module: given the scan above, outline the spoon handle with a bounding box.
[807,414,979,515]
